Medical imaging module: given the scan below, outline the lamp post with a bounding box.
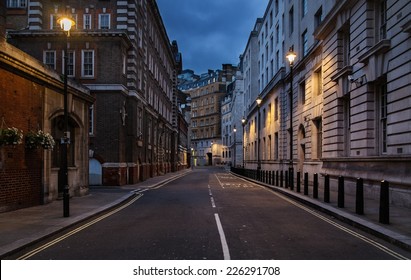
[233,126,237,167]
[190,147,194,169]
[286,47,297,189]
[58,16,75,217]
[241,117,246,168]
[256,95,262,179]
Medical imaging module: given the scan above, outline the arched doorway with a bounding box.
[89,158,102,185]
[51,115,79,194]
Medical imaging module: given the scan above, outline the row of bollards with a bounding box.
[231,167,390,224]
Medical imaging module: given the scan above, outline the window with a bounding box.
[313,68,322,96]
[375,0,387,41]
[302,29,308,56]
[274,132,279,159]
[289,6,294,36]
[99,14,110,29]
[315,6,323,28]
[84,14,92,29]
[276,24,279,44]
[276,50,279,72]
[270,59,274,78]
[65,51,75,77]
[7,0,26,8]
[263,108,266,128]
[313,118,323,159]
[274,98,279,121]
[338,23,351,67]
[270,10,273,27]
[89,105,94,135]
[82,50,94,77]
[44,51,56,69]
[377,78,388,154]
[122,53,126,75]
[268,135,272,160]
[275,0,279,15]
[50,15,59,30]
[343,96,351,156]
[147,118,152,144]
[302,0,308,17]
[300,80,306,104]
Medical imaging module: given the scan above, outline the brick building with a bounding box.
[1,2,93,212]
[7,0,182,185]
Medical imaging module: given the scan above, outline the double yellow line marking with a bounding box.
[17,194,143,260]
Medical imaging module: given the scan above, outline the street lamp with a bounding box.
[241,117,246,168]
[190,147,194,169]
[58,16,75,217]
[286,47,297,189]
[233,126,237,167]
[256,95,262,179]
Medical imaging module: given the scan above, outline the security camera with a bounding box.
[348,75,354,83]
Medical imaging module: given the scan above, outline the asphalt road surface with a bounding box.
[15,167,411,260]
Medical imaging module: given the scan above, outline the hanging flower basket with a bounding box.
[25,130,55,150]
[0,127,23,146]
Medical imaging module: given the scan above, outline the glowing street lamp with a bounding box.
[286,48,297,66]
[58,17,75,36]
[59,16,74,217]
[286,47,297,189]
[233,126,237,167]
[241,117,246,168]
[256,95,262,178]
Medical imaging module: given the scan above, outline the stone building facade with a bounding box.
[7,0,182,186]
[242,0,411,206]
[179,65,237,166]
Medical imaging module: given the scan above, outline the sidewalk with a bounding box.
[1,167,410,259]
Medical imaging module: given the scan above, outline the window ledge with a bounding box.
[331,65,353,82]
[358,39,391,64]
[402,19,411,33]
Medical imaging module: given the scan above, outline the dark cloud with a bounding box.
[157,0,268,74]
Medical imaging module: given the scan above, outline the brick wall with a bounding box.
[0,69,44,212]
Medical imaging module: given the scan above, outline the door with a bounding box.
[89,158,102,185]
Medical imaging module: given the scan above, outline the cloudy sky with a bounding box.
[156,0,269,74]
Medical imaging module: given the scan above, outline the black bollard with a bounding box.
[280,171,283,188]
[296,172,301,193]
[290,169,294,191]
[272,171,275,185]
[379,180,390,224]
[313,173,318,199]
[356,178,364,215]
[304,172,308,195]
[324,174,330,203]
[276,170,279,186]
[338,176,344,208]
[285,171,289,188]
